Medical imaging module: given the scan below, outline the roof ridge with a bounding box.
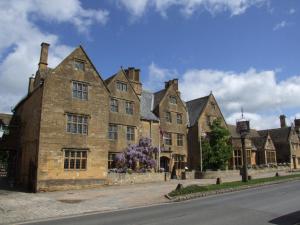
[186,95,210,104]
[259,126,291,132]
[154,89,165,94]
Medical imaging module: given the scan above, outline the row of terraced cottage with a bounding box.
[0,43,300,192]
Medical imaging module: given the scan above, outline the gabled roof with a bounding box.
[153,89,166,110]
[259,127,291,143]
[75,46,111,94]
[140,90,159,122]
[251,136,266,150]
[228,124,260,138]
[186,95,209,126]
[104,74,117,85]
[228,124,240,138]
[104,69,140,101]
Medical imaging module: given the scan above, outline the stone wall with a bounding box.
[198,170,241,179]
[107,172,170,185]
[181,171,195,180]
[198,166,291,179]
[248,166,290,175]
[36,47,110,192]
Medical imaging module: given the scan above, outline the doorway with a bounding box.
[160,156,170,172]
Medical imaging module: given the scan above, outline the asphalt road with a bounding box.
[23,180,300,225]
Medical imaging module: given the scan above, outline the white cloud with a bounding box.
[0,0,109,113]
[115,0,268,18]
[145,62,179,90]
[273,20,288,31]
[149,64,300,129]
[226,112,279,130]
[117,0,149,17]
[289,8,296,15]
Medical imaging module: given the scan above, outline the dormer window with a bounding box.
[74,60,85,71]
[116,81,128,92]
[169,96,177,104]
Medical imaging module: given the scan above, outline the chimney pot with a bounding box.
[280,115,287,128]
[295,118,300,133]
[124,67,142,95]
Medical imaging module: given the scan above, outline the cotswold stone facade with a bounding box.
[1,43,189,191]
[260,116,300,169]
[186,93,227,170]
[153,80,188,175]
[1,42,300,192]
[5,44,110,191]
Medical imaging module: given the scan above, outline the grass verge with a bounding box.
[168,173,300,197]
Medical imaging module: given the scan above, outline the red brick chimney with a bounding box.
[38,42,50,70]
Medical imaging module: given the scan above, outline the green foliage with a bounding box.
[168,173,300,197]
[202,119,232,170]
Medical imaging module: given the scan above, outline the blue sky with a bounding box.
[0,0,299,129]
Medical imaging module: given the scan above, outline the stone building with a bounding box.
[227,125,277,168]
[6,43,111,191]
[2,42,298,192]
[186,93,227,170]
[104,68,141,169]
[227,125,258,169]
[139,90,160,162]
[0,43,191,191]
[152,79,189,175]
[259,115,300,169]
[254,131,277,165]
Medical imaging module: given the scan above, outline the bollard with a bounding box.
[275,172,279,177]
[216,177,222,185]
[247,175,252,180]
[176,183,184,191]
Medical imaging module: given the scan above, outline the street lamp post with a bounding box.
[199,126,206,172]
[236,119,250,182]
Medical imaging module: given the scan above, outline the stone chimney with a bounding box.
[295,118,300,134]
[280,115,287,128]
[38,42,50,70]
[28,76,35,94]
[124,67,142,96]
[165,79,180,96]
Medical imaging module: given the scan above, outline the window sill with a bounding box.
[72,98,89,101]
[66,132,88,136]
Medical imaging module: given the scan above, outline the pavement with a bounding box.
[23,180,300,225]
[0,171,297,225]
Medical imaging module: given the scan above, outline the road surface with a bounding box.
[23,180,300,225]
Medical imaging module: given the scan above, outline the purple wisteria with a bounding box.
[115,137,158,172]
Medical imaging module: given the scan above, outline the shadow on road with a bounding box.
[269,210,300,225]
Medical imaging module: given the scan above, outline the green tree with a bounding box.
[202,119,232,170]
